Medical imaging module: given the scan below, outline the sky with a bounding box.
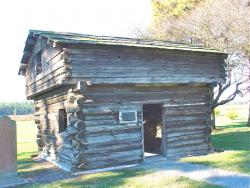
[0,0,152,102]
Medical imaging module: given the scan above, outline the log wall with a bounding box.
[34,86,73,170]
[25,42,226,98]
[65,45,226,85]
[33,83,213,172]
[85,84,213,160]
[25,40,219,172]
[25,38,71,98]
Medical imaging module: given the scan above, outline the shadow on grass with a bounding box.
[18,152,38,170]
[17,151,152,187]
[17,151,45,177]
[62,169,148,188]
[21,168,152,188]
[213,120,249,151]
[212,131,250,151]
[216,121,248,129]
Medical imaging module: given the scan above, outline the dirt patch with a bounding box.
[20,158,74,184]
[9,115,34,121]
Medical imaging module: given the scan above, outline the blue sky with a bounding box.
[0,0,152,102]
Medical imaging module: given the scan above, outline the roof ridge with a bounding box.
[29,29,217,50]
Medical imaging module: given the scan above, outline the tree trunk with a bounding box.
[211,109,216,129]
[248,102,250,127]
[210,85,216,129]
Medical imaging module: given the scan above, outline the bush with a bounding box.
[215,108,221,116]
[0,102,34,116]
[226,110,239,120]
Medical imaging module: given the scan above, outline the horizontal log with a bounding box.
[26,74,68,97]
[84,141,142,155]
[71,68,222,78]
[82,149,142,163]
[26,60,66,87]
[57,153,79,165]
[165,105,209,115]
[165,113,210,122]
[70,76,224,85]
[165,118,210,127]
[35,95,67,108]
[166,149,208,158]
[167,130,205,138]
[84,127,141,137]
[85,124,139,132]
[41,45,62,65]
[26,54,66,86]
[85,132,142,145]
[27,70,69,91]
[82,109,114,116]
[84,115,115,121]
[86,137,142,149]
[87,84,209,93]
[167,138,206,148]
[167,134,206,143]
[80,159,142,171]
[166,143,209,154]
[34,85,72,101]
[84,119,118,126]
[166,124,208,133]
[85,92,210,103]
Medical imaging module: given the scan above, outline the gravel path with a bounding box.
[139,156,250,188]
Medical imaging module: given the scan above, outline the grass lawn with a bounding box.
[181,104,250,174]
[24,170,221,188]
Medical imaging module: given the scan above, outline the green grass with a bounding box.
[16,121,220,187]
[17,120,39,177]
[25,171,221,188]
[181,104,250,174]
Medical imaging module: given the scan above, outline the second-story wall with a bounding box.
[25,38,69,98]
[65,45,226,85]
[24,41,226,99]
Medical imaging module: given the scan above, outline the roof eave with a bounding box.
[18,31,37,75]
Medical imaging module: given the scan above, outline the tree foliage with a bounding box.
[150,0,250,55]
[148,0,250,111]
[152,0,203,20]
[0,102,34,116]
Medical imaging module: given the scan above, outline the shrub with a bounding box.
[215,108,221,116]
[226,110,239,120]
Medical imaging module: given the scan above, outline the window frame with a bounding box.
[34,51,43,75]
[119,110,138,124]
[58,109,67,133]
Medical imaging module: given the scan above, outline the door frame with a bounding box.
[141,103,166,160]
[162,106,167,156]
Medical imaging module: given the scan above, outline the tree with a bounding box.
[152,0,203,20]
[0,102,34,116]
[141,0,250,128]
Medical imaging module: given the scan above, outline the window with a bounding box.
[34,51,42,75]
[119,110,137,123]
[59,109,67,133]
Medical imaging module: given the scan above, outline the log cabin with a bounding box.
[18,30,227,173]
